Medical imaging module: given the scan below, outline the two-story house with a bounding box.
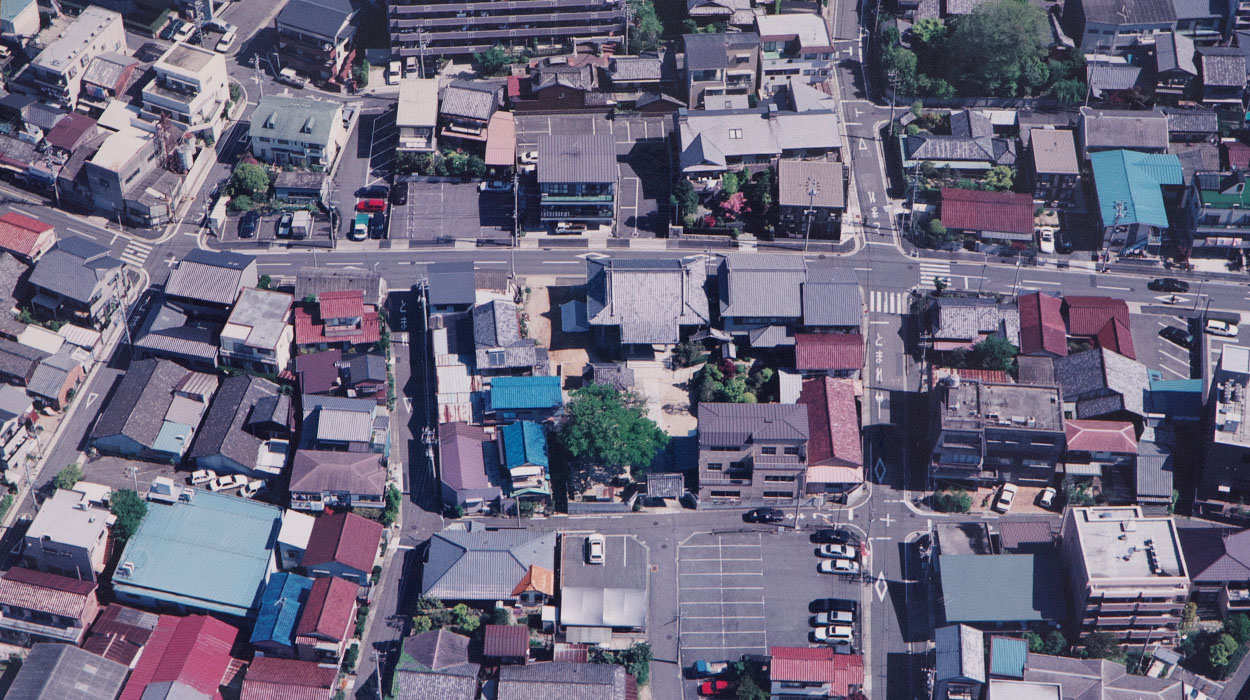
[0,567,99,645]
[289,450,387,512]
[0,384,35,484]
[24,7,125,109]
[697,403,810,504]
[397,78,438,153]
[585,255,711,349]
[1199,48,1247,106]
[250,96,348,168]
[303,511,383,586]
[1029,129,1081,204]
[295,290,381,352]
[755,14,834,94]
[1063,419,1139,501]
[777,159,846,239]
[1062,0,1178,53]
[684,32,760,109]
[1182,169,1250,257]
[275,0,356,86]
[21,489,112,583]
[538,133,616,227]
[438,80,503,146]
[141,43,230,142]
[717,254,862,349]
[28,236,124,327]
[294,575,358,665]
[301,394,389,453]
[220,287,293,375]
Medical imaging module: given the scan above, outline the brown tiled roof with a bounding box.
[797,377,862,468]
[484,624,529,658]
[1063,295,1130,337]
[510,564,554,597]
[794,333,863,371]
[940,188,1034,235]
[302,511,383,574]
[242,656,337,700]
[0,567,96,618]
[295,575,357,642]
[1018,292,1067,357]
[1064,419,1137,453]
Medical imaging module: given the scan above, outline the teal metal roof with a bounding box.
[1,0,35,24]
[113,491,284,617]
[501,421,549,469]
[989,636,1028,678]
[490,376,563,411]
[1090,150,1183,229]
[939,553,1065,624]
[151,421,194,457]
[250,572,313,648]
[1147,377,1204,420]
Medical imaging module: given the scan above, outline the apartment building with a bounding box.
[683,32,760,109]
[754,14,834,93]
[1060,506,1190,646]
[387,0,625,61]
[21,489,111,583]
[27,7,126,108]
[141,43,230,141]
[1182,171,1250,258]
[1201,344,1250,503]
[696,403,810,504]
[249,96,347,168]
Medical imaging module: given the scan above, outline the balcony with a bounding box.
[0,614,82,644]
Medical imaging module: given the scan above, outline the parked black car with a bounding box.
[238,211,259,238]
[811,528,856,545]
[370,212,387,239]
[1056,231,1073,254]
[1148,278,1190,293]
[1160,326,1193,348]
[809,598,858,614]
[358,184,389,200]
[390,183,408,206]
[743,507,785,523]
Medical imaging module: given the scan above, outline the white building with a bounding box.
[141,43,231,142]
[220,288,294,375]
[249,96,347,168]
[754,14,835,93]
[21,489,113,583]
[396,78,438,152]
[28,7,126,108]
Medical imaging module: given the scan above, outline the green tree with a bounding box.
[1083,632,1125,661]
[341,644,359,672]
[228,194,252,212]
[1210,633,1239,670]
[450,603,480,633]
[257,274,272,290]
[590,642,653,685]
[411,615,433,633]
[983,165,1015,192]
[721,171,740,196]
[627,0,663,52]
[490,607,513,626]
[933,488,971,512]
[971,335,1018,372]
[928,219,946,237]
[352,59,369,88]
[945,0,1047,96]
[379,484,401,527]
[912,18,947,44]
[736,675,768,700]
[911,100,924,118]
[560,384,669,482]
[110,489,148,541]
[230,163,269,197]
[743,168,774,214]
[53,463,83,490]
[1049,78,1086,106]
[933,277,949,295]
[229,82,242,103]
[1043,630,1068,655]
[1226,613,1250,644]
[475,46,510,76]
[682,18,698,33]
[670,178,699,221]
[1023,631,1044,652]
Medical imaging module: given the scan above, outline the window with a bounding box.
[763,491,792,498]
[760,446,776,455]
[763,475,795,482]
[710,490,740,498]
[707,463,723,471]
[783,446,800,456]
[728,128,743,139]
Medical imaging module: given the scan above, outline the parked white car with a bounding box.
[209,474,247,492]
[812,625,854,644]
[818,558,860,575]
[189,469,216,485]
[816,544,857,560]
[811,610,854,627]
[586,534,605,564]
[240,479,264,498]
[1037,227,1056,254]
[1038,487,1057,509]
[387,60,402,85]
[1206,319,1239,338]
[994,482,1018,513]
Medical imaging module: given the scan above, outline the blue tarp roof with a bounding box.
[250,572,313,648]
[490,376,563,411]
[501,421,549,469]
[1090,150,1183,229]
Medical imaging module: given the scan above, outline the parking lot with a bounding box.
[391,181,513,241]
[678,530,864,699]
[215,211,335,248]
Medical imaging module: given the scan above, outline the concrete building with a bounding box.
[1060,506,1189,646]
[250,96,347,168]
[696,402,810,504]
[1030,129,1081,204]
[397,78,438,152]
[141,43,230,142]
[754,14,834,93]
[538,133,616,227]
[219,287,293,375]
[683,32,760,108]
[777,160,845,239]
[1202,344,1250,503]
[1062,0,1178,52]
[21,489,112,583]
[1,0,39,38]
[27,7,126,108]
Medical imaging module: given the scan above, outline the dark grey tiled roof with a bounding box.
[473,300,521,348]
[440,81,502,122]
[1179,527,1250,582]
[276,0,352,39]
[395,670,478,700]
[718,253,807,319]
[400,629,473,672]
[1080,0,1176,24]
[534,62,596,92]
[586,256,709,344]
[90,358,186,447]
[950,109,992,138]
[427,261,476,307]
[30,237,120,305]
[188,375,279,470]
[1156,32,1197,75]
[290,449,385,496]
[903,134,1016,166]
[6,643,127,700]
[1201,48,1247,87]
[683,32,759,71]
[803,265,862,327]
[1053,348,1149,419]
[608,56,663,82]
[421,526,555,601]
[1161,106,1217,134]
[1079,107,1169,153]
[1087,63,1146,98]
[348,352,387,384]
[537,133,616,185]
[697,402,810,447]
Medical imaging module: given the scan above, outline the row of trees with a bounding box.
[396,149,489,179]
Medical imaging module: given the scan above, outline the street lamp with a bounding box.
[804,177,821,252]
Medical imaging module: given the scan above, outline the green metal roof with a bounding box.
[501,421,549,469]
[490,376,563,411]
[151,421,194,457]
[1147,377,1204,420]
[1090,150,1183,229]
[939,553,1065,624]
[989,636,1028,678]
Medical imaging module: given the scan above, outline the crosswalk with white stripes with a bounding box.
[119,239,153,267]
[917,261,952,289]
[868,290,910,314]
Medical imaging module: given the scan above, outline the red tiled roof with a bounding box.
[1063,295,1130,337]
[0,212,53,257]
[1018,292,1067,357]
[940,188,1035,235]
[511,564,555,597]
[1095,317,1137,360]
[295,575,357,642]
[484,624,530,658]
[318,290,365,320]
[303,511,383,574]
[45,113,97,152]
[770,646,835,682]
[831,654,865,696]
[794,333,864,371]
[1064,419,1137,453]
[797,377,862,469]
[241,656,336,700]
[0,567,96,618]
[119,614,239,700]
[1226,140,1250,170]
[294,348,341,394]
[294,307,381,347]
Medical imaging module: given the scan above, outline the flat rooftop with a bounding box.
[1068,506,1186,581]
[988,680,1061,700]
[26,488,111,549]
[1215,344,1250,447]
[32,6,120,72]
[156,43,217,75]
[938,380,1063,432]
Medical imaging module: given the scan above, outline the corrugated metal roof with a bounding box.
[165,250,254,306]
[241,657,337,700]
[6,643,127,700]
[484,624,529,657]
[1089,150,1183,228]
[501,421,548,469]
[295,575,357,641]
[770,646,836,682]
[118,614,238,700]
[303,511,382,574]
[491,376,563,411]
[989,636,1028,678]
[250,573,314,649]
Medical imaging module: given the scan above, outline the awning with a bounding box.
[485,111,516,167]
[980,230,1035,242]
[563,626,613,644]
[807,465,864,485]
[1063,462,1102,476]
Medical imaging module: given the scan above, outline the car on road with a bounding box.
[699,680,732,696]
[812,625,854,645]
[1056,231,1074,254]
[209,474,247,492]
[350,213,370,241]
[1148,278,1190,293]
[585,534,604,564]
[1160,326,1194,349]
[356,198,387,213]
[390,184,408,206]
[993,482,1017,513]
[818,558,860,575]
[1037,227,1055,254]
[816,544,857,559]
[277,68,307,88]
[1039,487,1057,509]
[479,180,512,193]
[811,610,854,626]
[743,507,785,523]
[810,598,857,614]
[387,60,401,85]
[358,184,389,200]
[811,528,855,544]
[1206,319,1239,337]
[189,469,216,485]
[238,211,259,238]
[275,212,292,238]
[689,661,728,678]
[172,21,194,42]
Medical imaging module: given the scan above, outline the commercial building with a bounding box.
[1182,170,1250,257]
[777,159,845,239]
[250,96,348,168]
[21,489,112,582]
[696,402,810,504]
[1203,344,1250,502]
[1060,506,1190,645]
[26,7,126,108]
[141,43,230,141]
[1090,149,1185,258]
[1030,128,1081,204]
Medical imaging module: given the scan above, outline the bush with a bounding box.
[379,484,401,527]
[491,607,513,625]
[933,488,972,513]
[354,603,370,637]
[228,195,253,212]
[341,644,359,673]
[230,163,269,197]
[0,493,12,522]
[54,463,83,490]
[1225,613,1250,644]
[590,642,653,686]
[1210,633,1239,670]
[411,615,433,633]
[1083,632,1126,662]
[450,603,480,634]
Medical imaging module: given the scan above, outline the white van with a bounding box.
[215,28,237,53]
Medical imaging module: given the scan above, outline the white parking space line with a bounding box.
[1159,348,1190,366]
[680,558,765,562]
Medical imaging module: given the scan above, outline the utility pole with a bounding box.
[416,27,429,79]
[887,68,900,130]
[623,3,635,54]
[511,160,519,280]
[252,54,265,99]
[126,464,138,493]
[371,650,383,699]
[804,177,820,252]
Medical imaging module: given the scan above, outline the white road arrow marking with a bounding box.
[85,392,99,409]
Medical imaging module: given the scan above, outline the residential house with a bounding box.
[396,629,479,698]
[1157,32,1199,99]
[1182,169,1250,256]
[5,643,126,700]
[537,133,616,227]
[27,347,85,410]
[1086,61,1150,100]
[0,567,99,645]
[220,287,293,374]
[296,266,388,309]
[274,170,328,204]
[131,300,222,371]
[900,109,1016,177]
[345,352,387,403]
[78,52,142,115]
[688,0,761,27]
[1018,292,1068,357]
[1063,419,1138,497]
[0,211,55,263]
[755,14,835,93]
[585,255,709,348]
[294,290,381,352]
[1090,149,1184,257]
[387,0,624,61]
[0,338,45,385]
[163,248,257,316]
[935,625,986,700]
[940,188,1036,243]
[923,296,1021,353]
[116,614,239,700]
[474,300,538,374]
[558,533,649,635]
[397,78,438,153]
[438,80,503,145]
[302,511,382,586]
[422,525,556,605]
[1062,0,1177,52]
[250,96,347,168]
[1053,347,1150,424]
[293,574,358,665]
[697,402,810,504]
[25,7,126,108]
[928,375,1066,487]
[489,376,564,421]
[188,375,289,479]
[718,255,862,348]
[497,662,632,700]
[1060,506,1190,645]
[602,53,680,109]
[301,395,388,453]
[1179,527,1250,617]
[777,159,846,238]
[511,55,606,113]
[275,0,356,85]
[683,32,760,108]
[141,43,230,141]
[484,624,529,665]
[277,510,316,571]
[937,553,1066,629]
[0,384,35,482]
[290,450,386,512]
[81,603,160,667]
[1030,129,1081,204]
[998,652,1213,699]
[1163,107,1220,142]
[798,377,864,499]
[427,260,477,314]
[1063,295,1135,358]
[251,572,314,658]
[794,333,864,377]
[770,646,865,699]
[0,0,37,38]
[44,113,99,156]
[1202,344,1250,502]
[438,422,503,513]
[112,491,285,617]
[242,657,337,700]
[21,489,111,582]
[1078,108,1170,158]
[499,421,551,497]
[28,236,123,327]
[90,359,217,462]
[1199,47,1247,105]
[0,253,27,342]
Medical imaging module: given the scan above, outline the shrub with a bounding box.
[53,463,83,490]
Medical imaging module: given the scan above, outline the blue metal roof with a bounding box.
[490,376,563,411]
[1147,377,1204,421]
[989,636,1028,678]
[250,572,313,648]
[1090,150,1183,229]
[501,421,549,469]
[0,0,35,24]
[939,553,1066,624]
